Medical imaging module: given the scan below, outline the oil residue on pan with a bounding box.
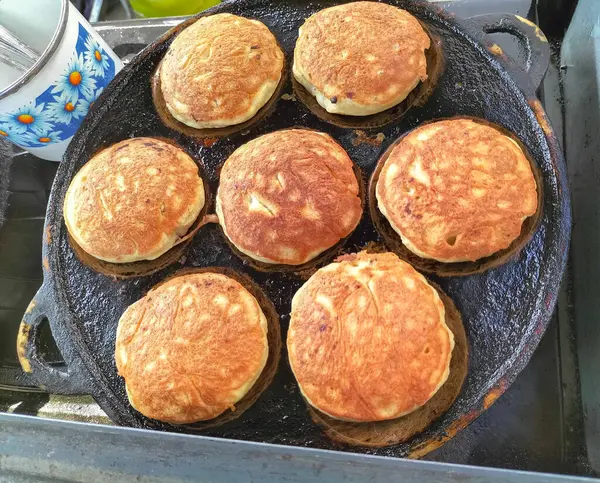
[38,0,570,459]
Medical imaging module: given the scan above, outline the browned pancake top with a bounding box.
[294,2,430,108]
[376,119,538,262]
[287,251,454,422]
[216,129,362,265]
[115,272,268,424]
[63,137,205,263]
[160,13,284,125]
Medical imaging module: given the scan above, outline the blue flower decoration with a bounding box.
[84,35,109,77]
[52,53,97,102]
[0,122,33,146]
[47,92,84,124]
[0,23,117,149]
[4,101,54,136]
[23,129,63,146]
[77,86,104,118]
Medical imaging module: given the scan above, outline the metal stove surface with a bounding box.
[0,0,588,476]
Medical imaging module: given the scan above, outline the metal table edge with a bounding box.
[0,413,597,482]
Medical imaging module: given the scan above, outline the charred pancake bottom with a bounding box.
[287,251,456,425]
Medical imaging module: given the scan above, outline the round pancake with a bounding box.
[63,137,205,264]
[115,272,269,424]
[216,129,362,265]
[308,284,467,447]
[375,119,538,263]
[287,251,454,422]
[160,13,284,129]
[293,2,430,116]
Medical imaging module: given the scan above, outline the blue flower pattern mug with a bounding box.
[0,0,122,161]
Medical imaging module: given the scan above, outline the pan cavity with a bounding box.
[292,27,443,130]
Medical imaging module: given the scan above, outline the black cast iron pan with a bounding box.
[18,0,570,458]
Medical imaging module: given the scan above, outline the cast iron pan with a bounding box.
[18,0,570,458]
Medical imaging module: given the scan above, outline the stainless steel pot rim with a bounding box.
[0,0,69,101]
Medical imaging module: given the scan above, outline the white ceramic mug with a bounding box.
[0,0,123,161]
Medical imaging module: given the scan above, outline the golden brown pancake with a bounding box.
[308,283,467,447]
[287,251,454,422]
[216,129,362,265]
[63,137,205,264]
[160,13,284,129]
[293,2,430,116]
[115,272,269,424]
[375,119,538,263]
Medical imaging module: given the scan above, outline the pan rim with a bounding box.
[39,0,571,456]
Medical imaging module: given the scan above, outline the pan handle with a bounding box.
[465,13,550,91]
[17,283,91,395]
